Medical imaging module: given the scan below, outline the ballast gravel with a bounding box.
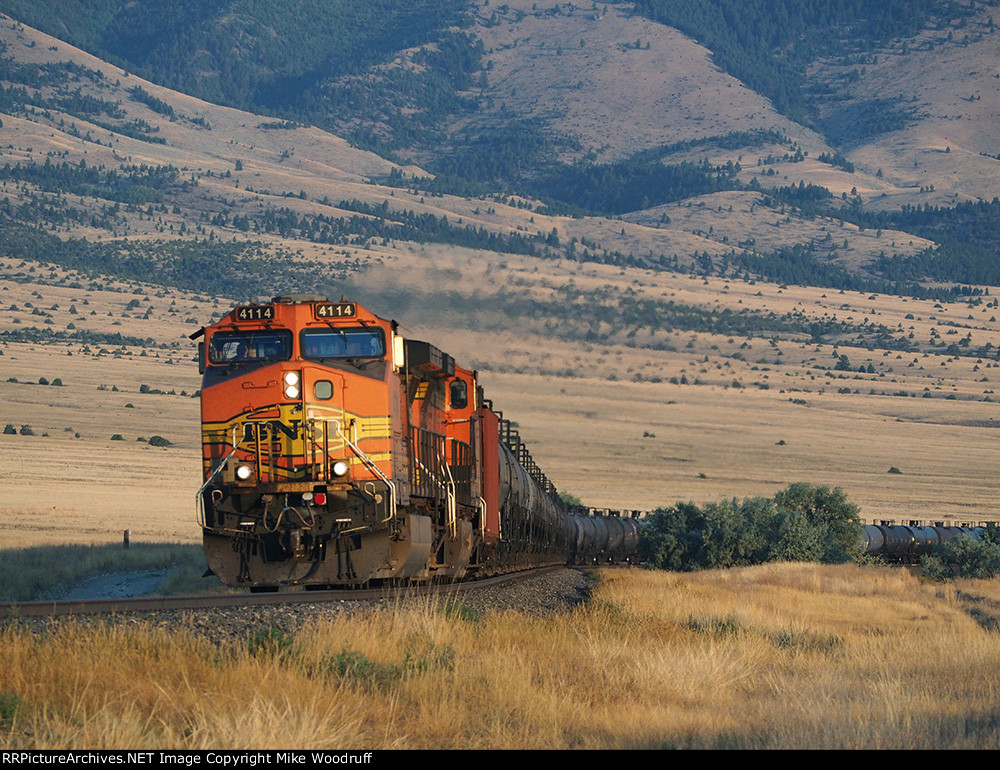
[9,567,598,647]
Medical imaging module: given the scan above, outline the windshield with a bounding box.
[208,329,292,365]
[302,327,385,360]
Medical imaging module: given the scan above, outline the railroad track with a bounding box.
[0,566,566,618]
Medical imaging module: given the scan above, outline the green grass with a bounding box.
[0,543,218,602]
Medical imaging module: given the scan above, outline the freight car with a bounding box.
[862,521,990,562]
[192,295,641,589]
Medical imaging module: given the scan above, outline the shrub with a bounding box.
[248,627,297,662]
[772,483,862,563]
[0,691,22,723]
[18,425,34,436]
[3,424,16,435]
[642,502,722,571]
[110,434,124,441]
[559,491,583,507]
[640,483,863,571]
[921,531,1000,580]
[148,435,172,447]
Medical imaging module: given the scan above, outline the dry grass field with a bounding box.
[2,565,1000,749]
[0,263,209,545]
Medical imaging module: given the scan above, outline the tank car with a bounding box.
[567,509,644,565]
[862,521,986,562]
[193,295,633,589]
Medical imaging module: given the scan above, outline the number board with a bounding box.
[233,305,275,322]
[314,302,356,319]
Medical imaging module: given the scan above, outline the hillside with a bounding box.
[2,3,1000,287]
[470,0,1000,207]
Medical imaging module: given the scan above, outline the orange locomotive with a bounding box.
[193,294,580,588]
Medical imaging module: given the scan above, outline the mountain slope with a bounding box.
[0,13,924,284]
[2,4,1000,290]
[0,0,469,112]
[810,10,1000,207]
[469,1,828,163]
[5,0,999,205]
[465,0,1000,208]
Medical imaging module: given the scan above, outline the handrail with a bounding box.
[306,417,333,480]
[334,419,397,522]
[196,425,240,527]
[440,450,457,538]
[476,496,487,539]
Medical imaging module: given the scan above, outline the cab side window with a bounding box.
[450,379,468,410]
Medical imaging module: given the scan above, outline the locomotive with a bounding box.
[193,294,641,589]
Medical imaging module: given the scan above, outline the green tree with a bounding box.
[639,501,703,571]
[772,483,862,562]
[639,483,862,571]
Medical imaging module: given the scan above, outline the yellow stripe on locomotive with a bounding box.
[201,405,392,486]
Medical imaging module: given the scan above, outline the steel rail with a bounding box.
[0,565,566,618]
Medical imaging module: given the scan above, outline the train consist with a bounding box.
[861,521,993,562]
[193,295,641,589]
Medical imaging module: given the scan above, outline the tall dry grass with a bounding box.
[2,564,1000,749]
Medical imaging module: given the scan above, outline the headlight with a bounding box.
[331,459,350,477]
[283,370,301,399]
[235,463,254,481]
